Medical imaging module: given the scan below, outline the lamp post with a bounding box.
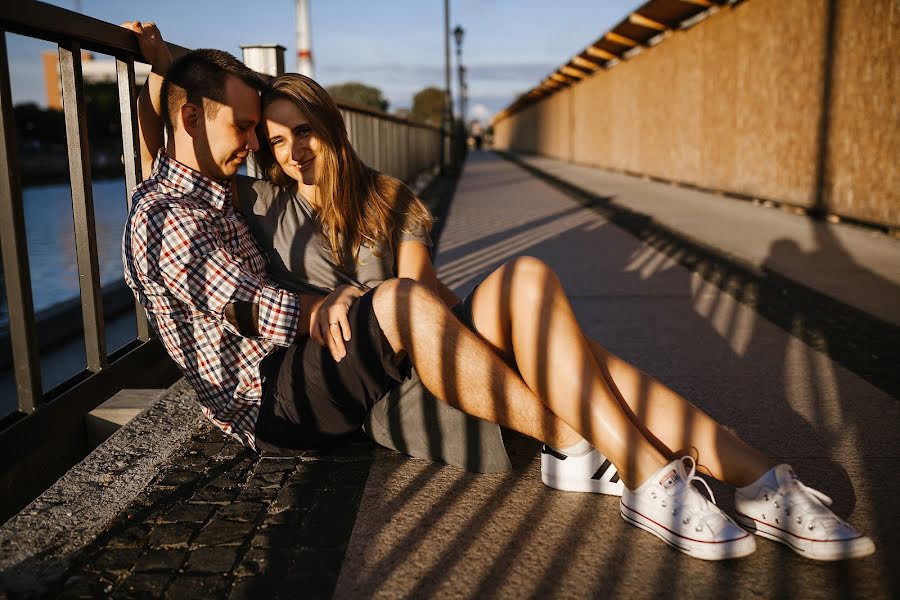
[442,0,452,173]
[460,65,468,128]
[453,25,465,126]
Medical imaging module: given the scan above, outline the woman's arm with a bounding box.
[395,240,460,307]
[121,21,171,179]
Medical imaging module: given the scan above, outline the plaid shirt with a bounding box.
[123,152,301,449]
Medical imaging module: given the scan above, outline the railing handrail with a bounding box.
[334,96,439,132]
[0,1,190,59]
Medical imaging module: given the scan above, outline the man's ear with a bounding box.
[180,102,202,137]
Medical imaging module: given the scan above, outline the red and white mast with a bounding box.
[295,0,314,77]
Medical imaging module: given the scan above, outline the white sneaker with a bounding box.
[541,445,624,496]
[620,457,756,561]
[734,464,875,561]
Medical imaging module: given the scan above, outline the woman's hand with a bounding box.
[309,285,366,362]
[121,21,172,74]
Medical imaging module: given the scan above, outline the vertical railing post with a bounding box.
[241,44,285,179]
[117,56,151,341]
[59,41,107,372]
[0,30,42,411]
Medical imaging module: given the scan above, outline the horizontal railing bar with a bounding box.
[0,28,42,412]
[334,96,441,132]
[60,41,108,372]
[0,1,189,60]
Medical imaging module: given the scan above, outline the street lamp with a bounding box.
[453,25,465,124]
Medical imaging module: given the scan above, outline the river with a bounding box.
[1,178,130,327]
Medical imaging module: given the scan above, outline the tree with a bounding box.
[410,87,445,127]
[326,82,389,112]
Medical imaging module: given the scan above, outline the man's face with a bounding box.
[196,75,261,180]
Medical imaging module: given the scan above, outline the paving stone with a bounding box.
[250,524,297,548]
[148,523,198,549]
[235,484,280,503]
[114,573,171,598]
[212,442,248,461]
[214,501,264,522]
[164,575,229,599]
[133,549,189,573]
[179,453,210,470]
[86,547,143,573]
[253,458,299,474]
[191,485,239,503]
[261,509,307,526]
[185,547,240,574]
[105,524,153,548]
[228,576,280,599]
[192,520,254,547]
[288,462,332,487]
[272,484,317,512]
[252,470,288,485]
[143,488,189,507]
[162,503,216,524]
[233,548,292,577]
[156,470,203,487]
[57,574,110,599]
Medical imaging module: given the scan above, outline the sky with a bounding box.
[8,0,644,121]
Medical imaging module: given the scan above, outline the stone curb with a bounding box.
[0,379,203,593]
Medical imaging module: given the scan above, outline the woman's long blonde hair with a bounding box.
[254,74,433,266]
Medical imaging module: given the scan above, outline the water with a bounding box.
[1,178,129,326]
[0,178,134,418]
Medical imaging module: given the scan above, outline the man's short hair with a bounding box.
[161,49,267,132]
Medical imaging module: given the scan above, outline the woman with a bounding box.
[125,22,874,562]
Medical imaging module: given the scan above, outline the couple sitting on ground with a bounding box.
[121,21,874,562]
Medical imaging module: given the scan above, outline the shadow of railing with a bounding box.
[334,151,897,598]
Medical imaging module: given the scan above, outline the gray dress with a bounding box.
[237,176,510,473]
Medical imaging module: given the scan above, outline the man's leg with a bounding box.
[463,256,774,488]
[370,276,669,489]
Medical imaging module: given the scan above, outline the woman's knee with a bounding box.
[504,256,561,296]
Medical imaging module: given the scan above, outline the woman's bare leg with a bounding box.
[370,276,670,489]
[584,338,775,487]
[465,256,775,488]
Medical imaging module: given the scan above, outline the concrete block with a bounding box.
[85,389,165,449]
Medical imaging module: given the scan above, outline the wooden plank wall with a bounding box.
[493,0,900,228]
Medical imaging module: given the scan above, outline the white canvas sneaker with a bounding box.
[734,464,875,561]
[541,445,624,496]
[620,457,756,561]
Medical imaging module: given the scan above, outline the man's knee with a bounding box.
[371,277,434,322]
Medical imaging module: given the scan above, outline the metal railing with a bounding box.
[0,1,442,521]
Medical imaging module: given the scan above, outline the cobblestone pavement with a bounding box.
[44,425,376,599]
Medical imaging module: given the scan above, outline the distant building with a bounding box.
[42,51,151,110]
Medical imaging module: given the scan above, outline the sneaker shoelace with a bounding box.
[665,457,730,535]
[768,478,848,535]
